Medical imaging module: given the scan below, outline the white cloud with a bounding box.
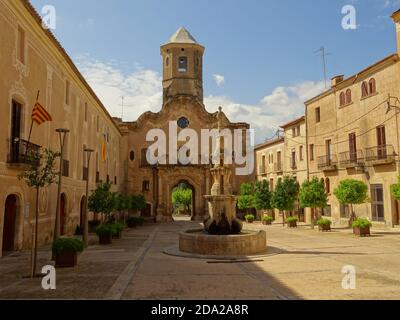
[213,74,225,87]
[76,56,324,144]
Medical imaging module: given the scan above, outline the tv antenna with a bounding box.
[118,96,135,120]
[315,46,331,89]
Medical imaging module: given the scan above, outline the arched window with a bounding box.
[178,56,187,72]
[345,89,352,104]
[339,92,346,106]
[165,57,169,67]
[369,78,376,94]
[361,81,369,98]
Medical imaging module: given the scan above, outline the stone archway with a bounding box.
[171,180,195,219]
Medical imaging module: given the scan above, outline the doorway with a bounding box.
[171,181,195,219]
[2,195,18,254]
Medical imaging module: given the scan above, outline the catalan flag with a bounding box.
[32,102,52,125]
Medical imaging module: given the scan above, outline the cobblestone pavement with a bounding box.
[1,218,400,300]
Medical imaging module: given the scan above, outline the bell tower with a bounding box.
[160,27,205,103]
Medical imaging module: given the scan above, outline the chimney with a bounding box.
[391,10,400,56]
[331,75,344,87]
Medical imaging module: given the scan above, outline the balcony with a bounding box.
[258,166,267,175]
[7,138,41,167]
[291,162,297,170]
[339,150,365,169]
[365,145,396,166]
[317,155,338,172]
[274,163,283,174]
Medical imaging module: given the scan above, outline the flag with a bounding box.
[32,102,52,125]
[102,134,107,162]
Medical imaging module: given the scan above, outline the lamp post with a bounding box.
[53,128,70,243]
[83,148,94,246]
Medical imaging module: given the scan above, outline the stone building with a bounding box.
[0,0,122,256]
[118,27,252,222]
[304,11,400,228]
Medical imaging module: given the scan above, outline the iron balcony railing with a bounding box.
[258,166,267,175]
[339,150,365,168]
[7,138,41,166]
[317,155,338,170]
[274,163,283,173]
[365,145,396,162]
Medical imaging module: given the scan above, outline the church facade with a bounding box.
[117,27,252,222]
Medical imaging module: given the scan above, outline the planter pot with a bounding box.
[246,220,254,224]
[98,234,112,245]
[287,221,297,228]
[262,221,272,225]
[55,251,77,268]
[319,224,331,232]
[353,227,370,237]
[112,231,122,239]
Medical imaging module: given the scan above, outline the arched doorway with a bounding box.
[80,196,86,228]
[171,180,195,219]
[141,203,152,217]
[2,195,18,254]
[60,193,66,235]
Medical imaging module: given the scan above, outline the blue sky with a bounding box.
[30,0,400,142]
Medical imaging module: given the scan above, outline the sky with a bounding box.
[30,0,400,143]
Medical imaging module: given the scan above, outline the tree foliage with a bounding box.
[391,176,400,201]
[88,181,115,216]
[237,183,255,212]
[172,186,192,213]
[254,180,273,211]
[333,179,368,206]
[271,176,299,212]
[129,195,147,211]
[299,178,328,209]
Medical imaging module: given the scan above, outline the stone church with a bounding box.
[117,27,252,222]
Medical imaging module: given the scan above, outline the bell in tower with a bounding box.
[160,27,205,104]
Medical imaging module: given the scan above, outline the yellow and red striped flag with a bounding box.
[32,102,52,125]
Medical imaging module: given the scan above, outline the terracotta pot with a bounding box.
[319,224,331,232]
[262,221,272,225]
[99,234,112,245]
[55,251,77,268]
[353,227,370,237]
[287,221,297,228]
[246,220,254,224]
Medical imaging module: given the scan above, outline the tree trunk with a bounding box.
[349,204,356,228]
[31,187,39,278]
[311,208,315,230]
[282,211,286,227]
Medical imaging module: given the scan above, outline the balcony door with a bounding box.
[326,140,332,165]
[376,126,386,159]
[277,151,282,171]
[349,133,357,162]
[10,101,22,162]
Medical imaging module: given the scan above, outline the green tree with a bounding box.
[391,176,400,200]
[237,183,255,215]
[18,149,59,277]
[334,179,368,226]
[88,181,115,222]
[172,186,192,215]
[254,180,273,213]
[299,178,328,229]
[271,176,299,226]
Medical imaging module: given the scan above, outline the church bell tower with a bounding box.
[160,27,205,103]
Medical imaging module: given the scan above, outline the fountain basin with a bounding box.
[179,229,267,256]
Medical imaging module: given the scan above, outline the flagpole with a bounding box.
[27,90,40,145]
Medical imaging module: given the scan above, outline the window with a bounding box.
[292,127,296,137]
[129,150,135,161]
[299,146,304,161]
[114,176,117,185]
[369,78,376,94]
[297,126,301,136]
[310,144,314,161]
[315,107,321,123]
[371,184,384,222]
[178,56,188,72]
[166,57,169,67]
[177,117,189,129]
[96,116,99,132]
[326,139,332,161]
[84,103,88,122]
[361,81,369,98]
[339,92,346,106]
[349,133,357,162]
[291,151,296,169]
[142,180,150,192]
[376,126,387,159]
[65,81,70,105]
[345,89,352,104]
[325,178,330,194]
[17,26,25,64]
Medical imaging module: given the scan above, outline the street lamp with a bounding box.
[83,148,94,247]
[53,128,70,243]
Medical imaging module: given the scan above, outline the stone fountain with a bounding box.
[178,107,267,256]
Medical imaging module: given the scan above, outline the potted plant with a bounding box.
[96,224,114,245]
[262,215,274,225]
[88,220,101,233]
[52,238,84,268]
[286,216,298,228]
[245,214,255,223]
[352,218,372,237]
[111,222,125,239]
[317,218,332,232]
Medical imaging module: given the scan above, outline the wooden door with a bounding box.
[11,101,22,162]
[377,126,386,159]
[2,195,17,252]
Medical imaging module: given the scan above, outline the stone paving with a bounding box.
[0,218,400,300]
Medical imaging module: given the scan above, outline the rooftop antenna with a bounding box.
[315,46,331,89]
[118,96,135,120]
